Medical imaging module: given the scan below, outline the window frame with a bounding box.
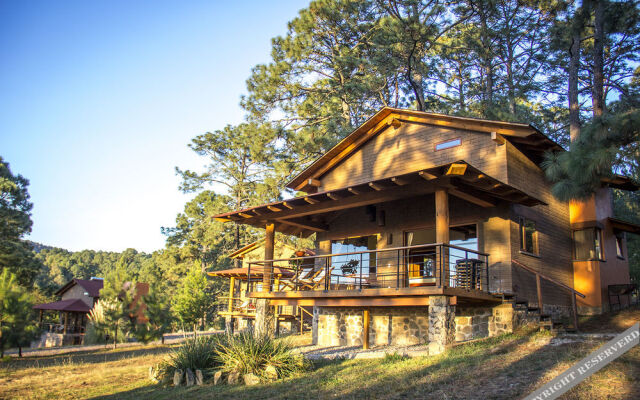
[518,217,539,256]
[615,233,625,260]
[434,137,462,151]
[572,227,605,261]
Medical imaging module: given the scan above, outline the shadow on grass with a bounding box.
[88,331,555,400]
[1,345,175,370]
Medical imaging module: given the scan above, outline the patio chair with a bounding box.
[298,266,335,290]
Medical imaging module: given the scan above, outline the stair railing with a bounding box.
[511,259,586,331]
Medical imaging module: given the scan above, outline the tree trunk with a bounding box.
[114,324,118,349]
[591,0,605,117]
[18,345,22,358]
[569,29,581,142]
[161,334,165,345]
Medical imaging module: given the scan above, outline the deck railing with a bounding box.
[246,243,490,294]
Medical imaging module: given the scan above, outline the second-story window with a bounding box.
[519,217,539,255]
[573,228,604,261]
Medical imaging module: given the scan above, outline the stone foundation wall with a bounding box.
[313,300,542,349]
[314,306,429,347]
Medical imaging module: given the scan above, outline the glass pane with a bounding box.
[435,138,461,151]
[573,229,595,260]
[521,219,537,253]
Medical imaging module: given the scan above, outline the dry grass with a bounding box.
[1,308,638,400]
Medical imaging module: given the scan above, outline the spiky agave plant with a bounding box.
[215,332,309,380]
[167,335,222,372]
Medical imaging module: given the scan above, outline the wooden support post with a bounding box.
[363,309,370,350]
[300,307,304,334]
[536,274,543,311]
[63,312,68,334]
[228,277,236,313]
[39,309,43,327]
[435,189,450,287]
[263,222,275,292]
[572,293,579,331]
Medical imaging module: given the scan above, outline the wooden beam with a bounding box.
[276,218,328,232]
[391,176,409,186]
[307,178,321,188]
[348,187,361,195]
[263,223,275,291]
[239,212,253,219]
[327,193,341,200]
[449,188,496,208]
[252,209,263,216]
[368,182,384,191]
[267,205,282,212]
[491,131,506,145]
[419,171,438,180]
[282,202,294,210]
[262,183,439,222]
[435,189,449,244]
[363,309,370,350]
[304,197,319,204]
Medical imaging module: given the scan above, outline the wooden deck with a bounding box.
[248,286,501,307]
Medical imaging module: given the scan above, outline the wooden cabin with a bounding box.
[32,278,150,348]
[213,107,639,352]
[208,240,313,333]
[33,278,104,347]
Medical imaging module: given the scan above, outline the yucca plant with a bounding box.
[215,332,309,380]
[167,335,222,372]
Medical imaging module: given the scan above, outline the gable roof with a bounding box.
[33,298,92,313]
[286,107,563,192]
[54,278,103,298]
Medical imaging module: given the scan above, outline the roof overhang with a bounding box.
[33,299,92,313]
[213,160,546,237]
[286,107,563,192]
[208,267,294,280]
[609,217,640,235]
[602,175,639,191]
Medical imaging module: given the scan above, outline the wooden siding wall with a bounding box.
[60,284,94,307]
[505,142,573,308]
[317,123,508,191]
[315,194,511,280]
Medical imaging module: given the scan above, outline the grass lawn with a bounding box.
[1,307,639,400]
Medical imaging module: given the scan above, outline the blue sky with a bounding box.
[0,0,309,252]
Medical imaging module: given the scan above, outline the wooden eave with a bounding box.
[602,175,639,191]
[227,240,264,259]
[609,217,640,235]
[286,107,563,192]
[212,160,546,237]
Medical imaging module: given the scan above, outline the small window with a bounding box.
[519,217,539,255]
[615,233,625,259]
[573,228,604,261]
[435,138,461,151]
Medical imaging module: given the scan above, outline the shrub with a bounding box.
[215,332,309,380]
[167,335,222,373]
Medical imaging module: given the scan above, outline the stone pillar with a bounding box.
[428,296,455,355]
[311,306,319,345]
[253,298,275,338]
[225,316,234,334]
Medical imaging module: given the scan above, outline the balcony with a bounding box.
[246,243,499,306]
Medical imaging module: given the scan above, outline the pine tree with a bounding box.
[0,269,40,357]
[171,266,215,337]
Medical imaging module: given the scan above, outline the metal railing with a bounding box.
[41,323,85,334]
[246,243,490,294]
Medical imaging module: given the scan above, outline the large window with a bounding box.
[331,235,378,274]
[616,234,625,259]
[519,217,539,255]
[573,228,604,261]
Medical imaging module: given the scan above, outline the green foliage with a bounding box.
[215,332,309,380]
[171,266,216,333]
[0,269,40,356]
[0,157,41,287]
[86,299,128,345]
[382,352,409,363]
[133,289,174,344]
[166,335,222,373]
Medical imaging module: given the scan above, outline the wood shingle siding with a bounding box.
[318,124,508,191]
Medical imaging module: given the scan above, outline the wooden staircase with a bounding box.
[498,294,577,333]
